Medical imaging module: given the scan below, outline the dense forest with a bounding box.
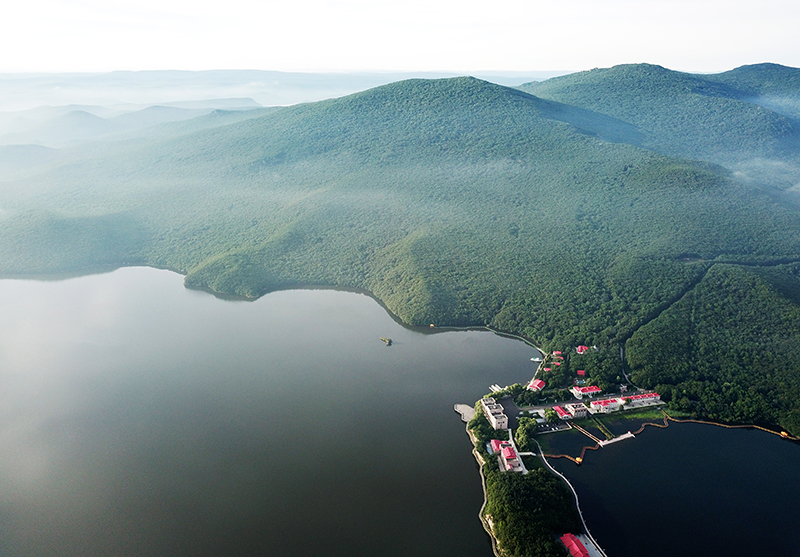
[2,64,800,434]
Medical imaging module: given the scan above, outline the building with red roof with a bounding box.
[626,392,662,408]
[490,439,510,453]
[553,351,562,355]
[501,445,521,471]
[589,398,622,413]
[570,385,602,399]
[576,345,590,354]
[560,533,590,557]
[528,379,546,391]
[553,405,571,420]
[576,370,586,376]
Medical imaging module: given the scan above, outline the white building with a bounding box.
[564,403,588,419]
[481,397,509,430]
[626,392,662,408]
[589,398,623,414]
[570,385,602,399]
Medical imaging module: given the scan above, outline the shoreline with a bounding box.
[462,415,503,557]
[0,264,550,350]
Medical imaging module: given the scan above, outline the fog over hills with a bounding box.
[1,66,800,434]
[0,69,567,112]
[519,63,800,189]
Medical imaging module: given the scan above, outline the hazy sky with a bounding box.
[2,0,799,73]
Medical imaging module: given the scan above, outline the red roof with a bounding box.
[553,351,562,355]
[560,533,590,557]
[628,392,660,400]
[591,398,618,407]
[490,439,507,452]
[553,362,562,366]
[528,379,546,391]
[501,446,517,460]
[554,406,570,418]
[577,370,586,376]
[576,345,590,354]
[544,367,551,371]
[576,386,602,394]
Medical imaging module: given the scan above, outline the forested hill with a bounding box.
[2,74,800,433]
[701,63,800,120]
[519,63,800,187]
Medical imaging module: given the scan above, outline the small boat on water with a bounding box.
[530,357,542,362]
[380,337,392,346]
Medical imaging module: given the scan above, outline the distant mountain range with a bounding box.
[1,63,799,435]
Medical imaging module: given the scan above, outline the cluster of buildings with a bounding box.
[552,392,662,420]
[480,397,509,430]
[589,392,662,414]
[489,439,522,472]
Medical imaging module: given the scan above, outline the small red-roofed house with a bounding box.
[553,351,562,355]
[553,361,561,366]
[528,379,546,391]
[577,370,586,376]
[543,367,551,371]
[570,385,602,399]
[576,345,590,354]
[560,533,589,557]
[490,439,509,453]
[501,446,520,470]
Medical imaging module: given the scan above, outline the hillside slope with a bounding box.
[2,75,800,432]
[519,63,800,188]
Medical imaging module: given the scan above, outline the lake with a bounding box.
[0,266,538,556]
[3,266,799,557]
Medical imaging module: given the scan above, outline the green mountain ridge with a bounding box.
[2,72,800,437]
[519,63,800,186]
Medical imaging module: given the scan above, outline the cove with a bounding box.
[548,420,800,557]
[0,266,539,557]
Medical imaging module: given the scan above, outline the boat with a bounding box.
[530,357,542,362]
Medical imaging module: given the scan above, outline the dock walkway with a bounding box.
[598,431,635,446]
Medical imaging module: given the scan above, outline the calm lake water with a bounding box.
[550,420,800,557]
[0,267,539,557]
[4,267,798,557]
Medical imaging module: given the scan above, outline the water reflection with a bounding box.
[0,267,540,556]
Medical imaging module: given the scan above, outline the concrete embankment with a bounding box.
[454,403,476,423]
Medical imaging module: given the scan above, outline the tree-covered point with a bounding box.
[469,412,578,557]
